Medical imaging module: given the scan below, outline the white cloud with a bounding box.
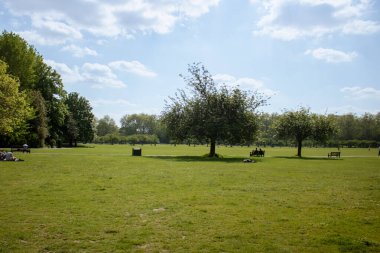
[44,60,126,88]
[333,1,367,18]
[340,86,380,99]
[81,63,127,88]
[44,59,83,83]
[305,48,357,63]
[45,59,157,89]
[179,0,220,18]
[109,60,157,77]
[251,0,380,40]
[17,14,83,45]
[213,74,236,83]
[61,44,98,58]
[342,20,380,35]
[4,0,220,44]
[31,15,82,39]
[17,30,68,46]
[91,99,136,107]
[213,74,277,97]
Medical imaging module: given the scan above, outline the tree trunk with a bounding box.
[297,139,302,157]
[209,139,216,157]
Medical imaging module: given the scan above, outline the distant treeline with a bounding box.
[93,112,380,148]
[257,113,380,148]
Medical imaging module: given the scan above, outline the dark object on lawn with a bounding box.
[132,148,142,156]
[328,151,340,158]
[250,148,265,157]
[11,147,31,153]
[0,151,23,161]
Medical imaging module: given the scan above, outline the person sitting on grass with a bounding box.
[5,152,16,161]
[2,152,23,161]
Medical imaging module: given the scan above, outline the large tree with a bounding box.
[34,55,67,146]
[0,31,68,146]
[162,63,266,157]
[65,92,95,146]
[275,107,337,157]
[0,60,33,144]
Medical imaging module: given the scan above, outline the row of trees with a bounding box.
[0,31,94,147]
[93,114,164,145]
[257,112,380,148]
[1,31,379,156]
[94,111,380,147]
[92,63,379,157]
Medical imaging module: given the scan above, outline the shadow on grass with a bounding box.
[145,155,262,163]
[273,156,342,161]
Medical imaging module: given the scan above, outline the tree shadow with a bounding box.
[273,156,342,161]
[145,155,262,163]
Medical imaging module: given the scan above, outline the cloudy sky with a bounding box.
[1,0,379,123]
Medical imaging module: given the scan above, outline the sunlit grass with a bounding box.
[0,145,379,252]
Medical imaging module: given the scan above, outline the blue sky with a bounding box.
[1,0,379,124]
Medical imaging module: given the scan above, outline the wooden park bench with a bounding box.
[11,147,31,153]
[250,149,265,157]
[328,151,340,158]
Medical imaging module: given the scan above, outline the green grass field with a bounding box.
[0,145,379,252]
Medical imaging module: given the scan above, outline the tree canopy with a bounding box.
[96,115,119,137]
[120,114,158,135]
[162,63,267,157]
[64,92,95,146]
[0,31,94,147]
[275,107,337,157]
[0,60,33,140]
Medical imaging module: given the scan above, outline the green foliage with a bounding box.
[275,107,337,156]
[64,112,79,147]
[126,134,159,145]
[96,115,119,137]
[34,55,67,146]
[312,114,338,143]
[0,31,37,89]
[64,92,95,145]
[120,113,158,135]
[27,90,48,147]
[0,31,69,147]
[0,60,33,138]
[163,63,267,157]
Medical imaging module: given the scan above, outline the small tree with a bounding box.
[275,107,337,157]
[162,63,267,157]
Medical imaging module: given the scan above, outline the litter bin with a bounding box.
[132,147,142,156]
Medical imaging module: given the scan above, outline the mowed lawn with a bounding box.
[0,145,379,252]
